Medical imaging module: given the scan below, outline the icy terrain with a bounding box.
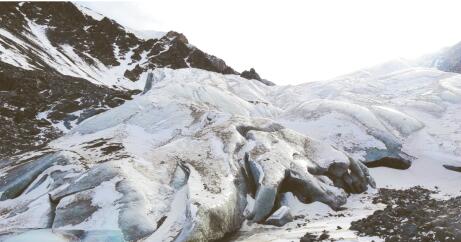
[1,64,460,241]
[232,64,461,241]
[1,2,460,241]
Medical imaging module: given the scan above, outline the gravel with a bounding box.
[350,186,461,242]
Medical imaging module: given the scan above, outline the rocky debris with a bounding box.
[264,206,293,227]
[443,164,461,172]
[0,62,138,157]
[240,68,275,86]
[300,231,330,242]
[350,186,461,242]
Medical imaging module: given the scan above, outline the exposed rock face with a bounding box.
[240,68,275,86]
[241,68,262,81]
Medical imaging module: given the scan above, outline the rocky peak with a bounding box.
[241,68,275,86]
[241,68,262,80]
[165,31,189,44]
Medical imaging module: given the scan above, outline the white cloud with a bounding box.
[79,0,461,84]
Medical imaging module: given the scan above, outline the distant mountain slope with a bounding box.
[0,2,242,89]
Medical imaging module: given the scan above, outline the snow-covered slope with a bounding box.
[232,64,461,241]
[1,65,460,241]
[0,2,241,90]
[273,65,461,192]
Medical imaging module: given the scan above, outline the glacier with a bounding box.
[1,65,461,241]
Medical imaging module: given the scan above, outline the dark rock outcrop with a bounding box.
[0,62,138,157]
[240,68,275,86]
[365,157,412,170]
[443,164,461,172]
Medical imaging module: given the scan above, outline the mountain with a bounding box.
[0,2,240,87]
[1,2,461,242]
[0,2,267,157]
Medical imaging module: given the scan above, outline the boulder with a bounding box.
[265,206,293,227]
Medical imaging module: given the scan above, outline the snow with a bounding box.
[85,178,123,229]
[0,29,35,70]
[74,3,104,21]
[0,14,154,89]
[237,192,385,242]
[371,129,461,195]
[2,48,461,241]
[224,64,461,240]
[128,29,166,41]
[57,43,145,89]
[145,186,192,242]
[371,105,424,137]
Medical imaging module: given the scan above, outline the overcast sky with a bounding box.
[80,0,461,85]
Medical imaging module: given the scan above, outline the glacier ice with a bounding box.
[2,66,461,241]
